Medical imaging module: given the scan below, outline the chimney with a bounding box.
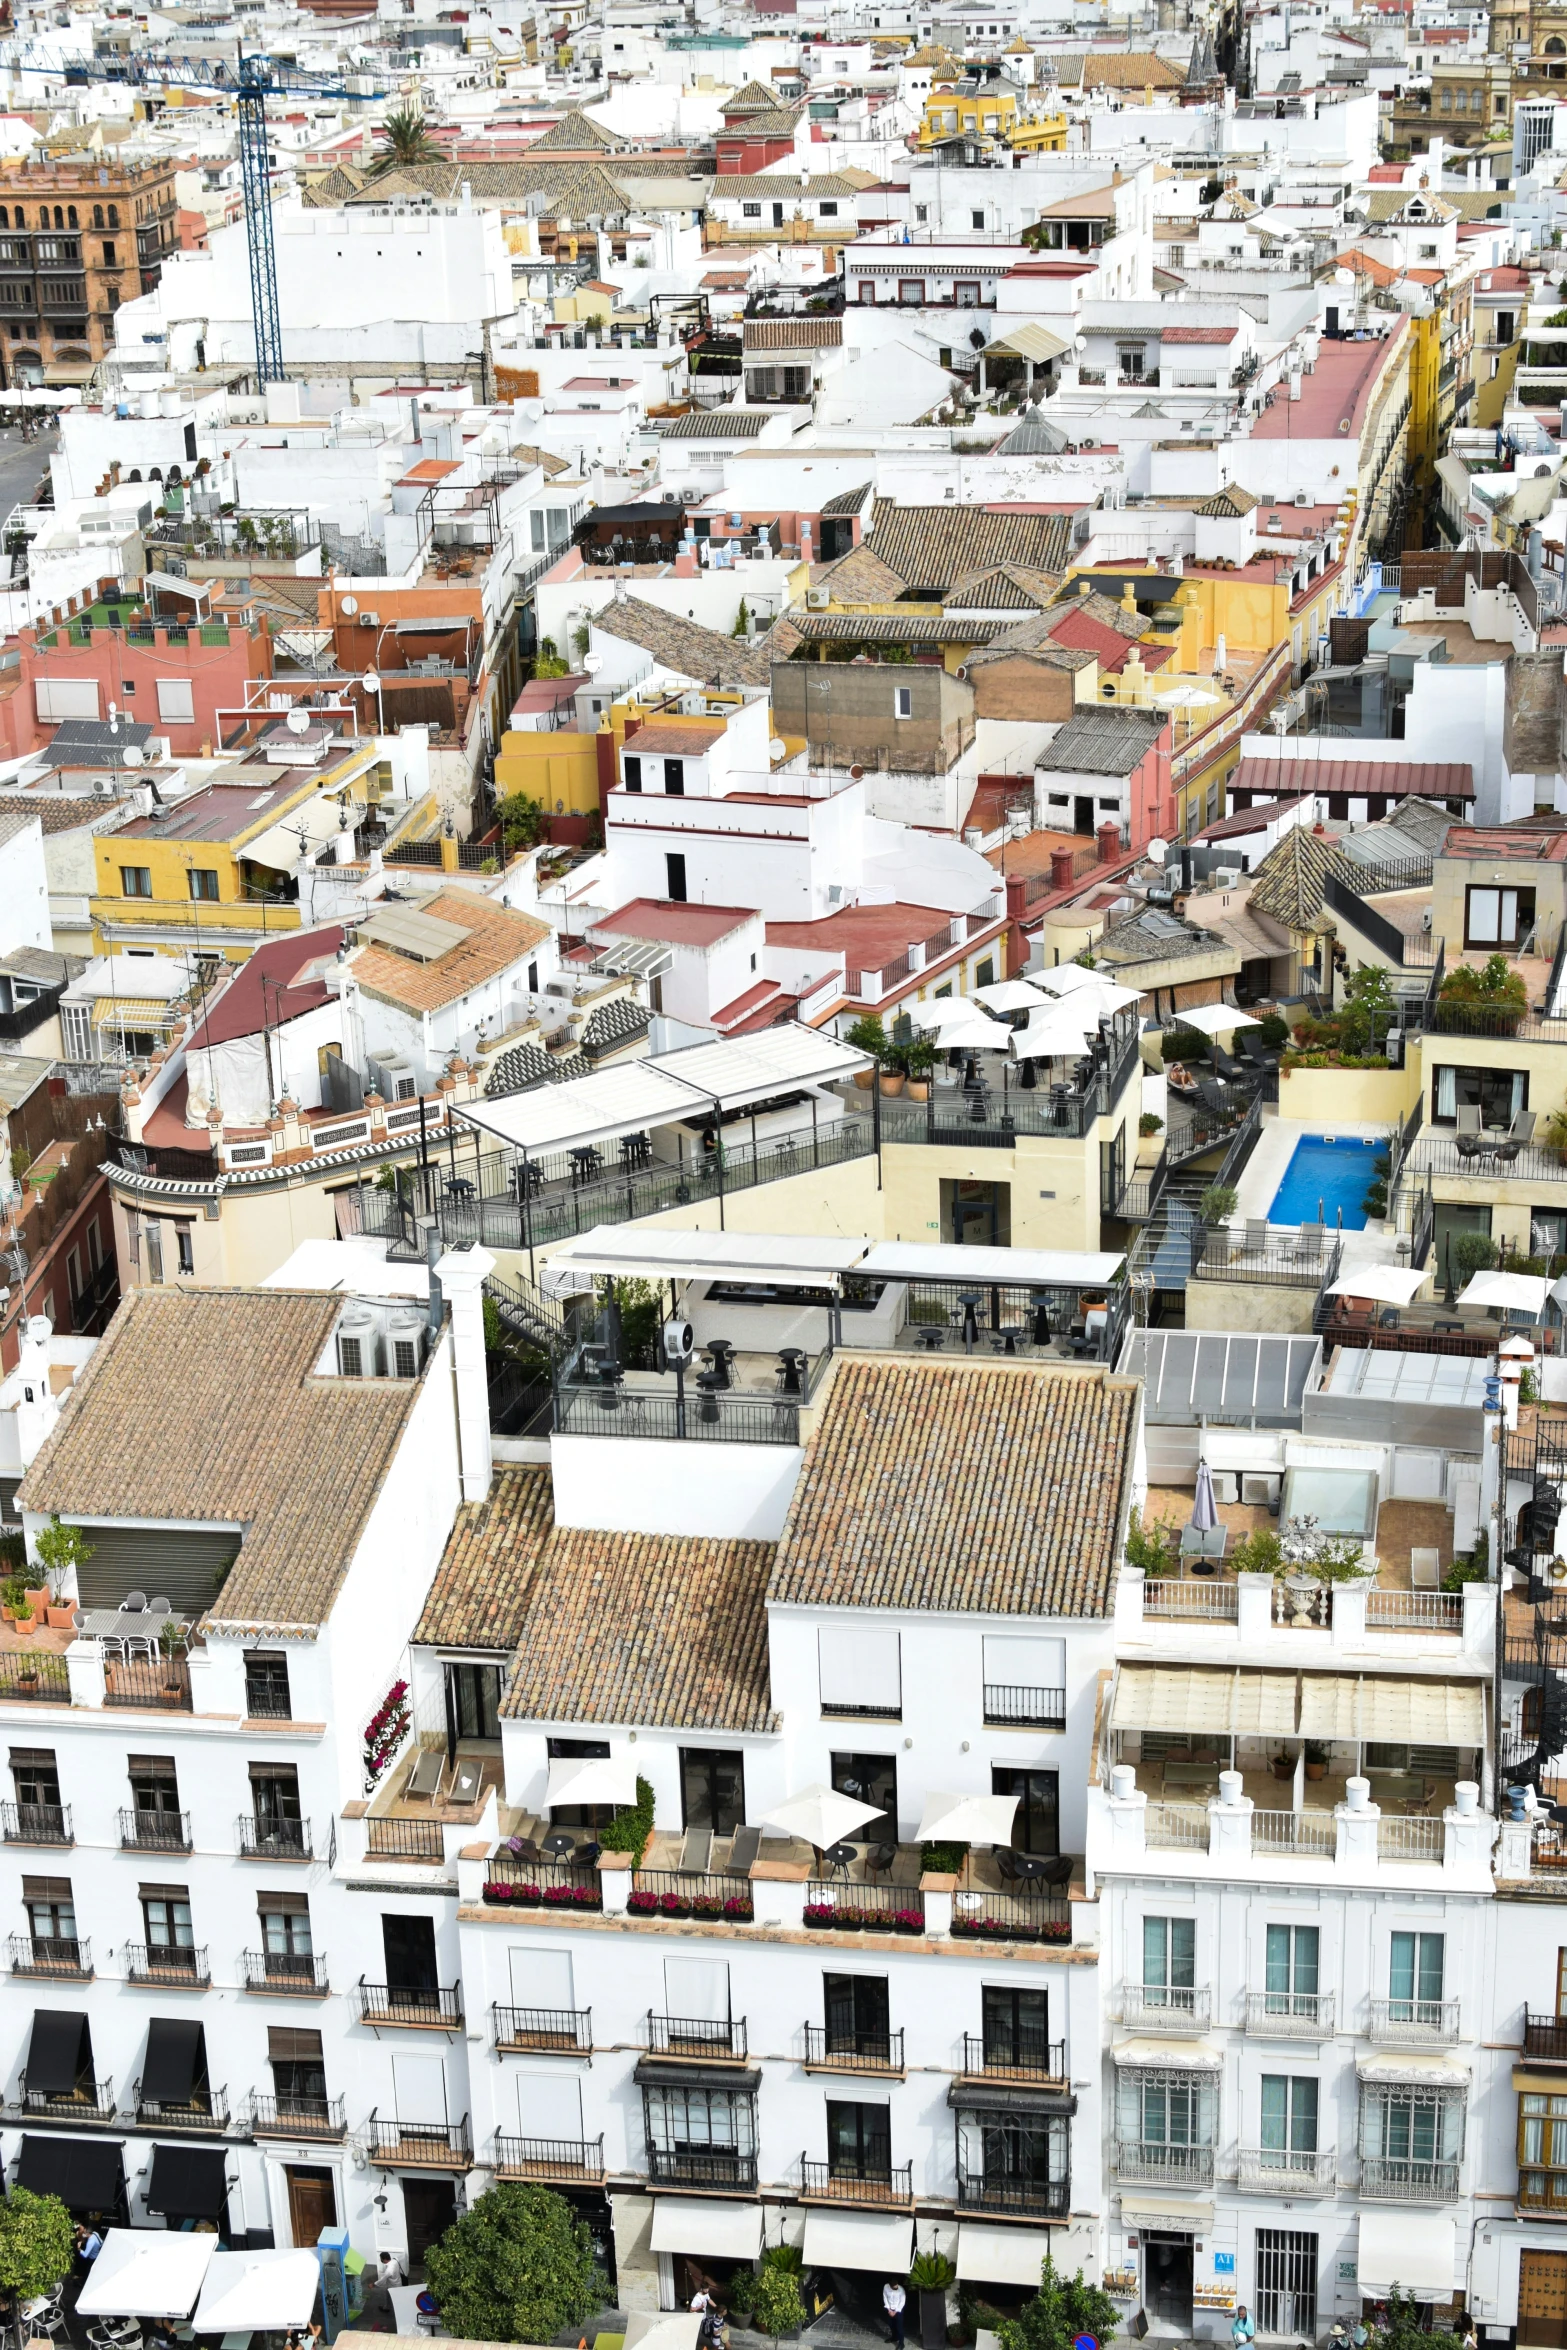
[436,1243,496,1504]
[11,1317,60,1470]
[1050,845,1075,890]
[1097,819,1121,863]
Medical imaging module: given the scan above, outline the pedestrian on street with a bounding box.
[883,2278,907,2348]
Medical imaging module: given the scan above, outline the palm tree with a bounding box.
[369,107,443,173]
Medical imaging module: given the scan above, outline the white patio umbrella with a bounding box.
[1189,1459,1219,1535]
[971,977,1049,1014]
[1032,967,1144,1014]
[1030,963,1120,998]
[908,999,1008,1050]
[1326,1266,1430,1307]
[916,1791,1021,1848]
[192,2252,321,2334]
[1459,1269,1550,1317]
[77,2232,217,2320]
[543,1753,641,1809]
[1162,1003,1261,1037]
[1011,1006,1101,1062]
[625,2317,704,2350]
[760,1781,883,1848]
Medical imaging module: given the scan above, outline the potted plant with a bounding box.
[0,1575,28,1626]
[15,1652,39,1694]
[903,1032,936,1102]
[845,1014,886,1087]
[159,1621,185,1691]
[31,1516,93,1624]
[1304,1741,1330,1782]
[910,2253,956,2350]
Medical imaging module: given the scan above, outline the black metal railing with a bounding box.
[8,1933,89,1978]
[135,2081,228,2131]
[493,2133,604,2181]
[801,2157,913,2205]
[1193,1227,1338,1288]
[249,2090,347,2138]
[952,1890,1071,1943]
[805,1882,926,1933]
[647,2014,749,2060]
[15,2073,116,2122]
[961,2034,1068,2082]
[1525,2014,1567,2062]
[356,1980,463,2029]
[237,1813,312,1860]
[957,2170,1070,2217]
[493,2005,592,2054]
[364,1817,445,1862]
[804,2025,904,2072]
[125,1942,209,1986]
[629,1870,754,1922]
[364,2112,472,2167]
[241,1950,329,1995]
[103,1654,192,1710]
[0,1800,71,1844]
[648,2147,759,2189]
[554,1380,800,1445]
[878,1017,1140,1148]
[0,1653,69,1702]
[483,1854,602,1910]
[982,1684,1066,1729]
[119,1807,192,1851]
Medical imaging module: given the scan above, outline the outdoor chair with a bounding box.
[1456,1105,1482,1137]
[680,1827,714,1873]
[1512,1110,1538,1146]
[1294,1222,1325,1266]
[1244,1219,1268,1254]
[1238,1028,1277,1072]
[1410,1547,1442,1589]
[407,1747,443,1802]
[726,1825,761,1876]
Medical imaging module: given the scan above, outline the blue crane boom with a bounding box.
[11,46,387,382]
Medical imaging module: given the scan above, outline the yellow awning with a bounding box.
[987,323,1071,364]
[93,997,177,1026]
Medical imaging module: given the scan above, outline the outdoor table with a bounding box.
[1011,1853,1050,1887]
[542,1831,577,1860]
[822,1841,857,1877]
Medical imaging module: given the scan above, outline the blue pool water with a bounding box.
[1267,1133,1382,1230]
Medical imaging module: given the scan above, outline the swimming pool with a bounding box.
[1267,1133,1382,1231]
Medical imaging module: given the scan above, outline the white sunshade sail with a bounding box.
[955,2228,1054,2289]
[1326,1266,1431,1307]
[544,1754,641,1809]
[77,2232,217,2319]
[191,2252,321,2333]
[1355,2210,1456,2300]
[1031,962,1126,999]
[761,1782,884,1848]
[916,1791,1020,1847]
[1459,1270,1550,1316]
[859,1241,1125,1288]
[538,1226,871,1296]
[649,2200,765,2260]
[1038,974,1144,1017]
[801,2209,915,2274]
[1165,1002,1262,1037]
[655,1027,871,1108]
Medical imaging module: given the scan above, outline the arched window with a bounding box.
[107,205,118,228]
[13,208,22,228]
[92,204,103,228]
[1546,36,1564,53]
[1,208,10,229]
[66,206,76,228]
[127,467,141,481]
[167,463,181,483]
[149,465,162,481]
[52,206,61,230]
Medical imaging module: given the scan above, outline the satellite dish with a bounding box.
[285,708,311,736]
[1145,835,1167,865]
[769,738,787,762]
[341,593,359,616]
[363,671,379,694]
[122,743,145,769]
[582,652,602,676]
[849,764,865,780]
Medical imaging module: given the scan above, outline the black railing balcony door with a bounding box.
[981,1985,1053,2076]
[823,1975,895,2068]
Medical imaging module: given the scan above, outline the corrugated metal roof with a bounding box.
[1234,755,1474,800]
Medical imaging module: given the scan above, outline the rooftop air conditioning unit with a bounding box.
[337,1305,383,1379]
[1079,435,1098,449]
[369,1054,417,1102]
[1241,1471,1280,1506]
[807,585,829,607]
[1294,487,1311,505]
[1213,865,1241,887]
[386,1308,427,1380]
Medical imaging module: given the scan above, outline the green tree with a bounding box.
[1337,962,1394,1058]
[369,106,444,172]
[496,792,550,853]
[845,1013,888,1059]
[997,2256,1121,2350]
[752,2246,807,2337]
[422,2182,607,2343]
[732,597,751,640]
[0,2189,74,2300]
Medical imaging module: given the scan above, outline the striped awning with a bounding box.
[94,997,178,1027]
[1111,1664,1484,1743]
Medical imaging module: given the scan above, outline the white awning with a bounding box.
[1356,2049,1470,2086]
[544,1754,640,1808]
[802,2210,915,2272]
[538,1225,872,1296]
[78,2232,217,2319]
[1111,1664,1301,1735]
[1113,2038,1224,2071]
[1356,2210,1456,2299]
[1118,2192,1215,2230]
[652,1027,872,1109]
[650,2200,766,2261]
[191,2252,321,2332]
[1112,1664,1484,1744]
[858,1242,1124,1288]
[243,795,350,872]
[1326,1266,1431,1307]
[464,1061,714,1156]
[1296,1673,1484,1744]
[986,322,1072,364]
[956,2226,1055,2287]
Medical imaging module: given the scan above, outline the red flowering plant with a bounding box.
[362,1680,411,1786]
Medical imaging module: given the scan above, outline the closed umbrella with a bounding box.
[544,1754,641,1809]
[1189,1460,1219,1535]
[760,1782,883,1849]
[916,1791,1020,1847]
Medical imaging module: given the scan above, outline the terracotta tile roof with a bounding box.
[415,1465,552,1648]
[769,1356,1136,1617]
[594,595,773,688]
[743,317,845,349]
[867,499,1072,591]
[1080,51,1183,87]
[1166,325,1239,346]
[528,109,626,152]
[350,888,551,1017]
[809,543,907,603]
[1247,823,1348,926]
[503,1524,777,1731]
[1196,482,1259,515]
[0,793,110,835]
[945,563,1061,611]
[18,1288,422,1632]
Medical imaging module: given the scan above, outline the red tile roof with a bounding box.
[1234,754,1474,800]
[1163,325,1237,344]
[1250,327,1405,441]
[596,897,756,945]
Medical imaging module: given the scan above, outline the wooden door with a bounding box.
[1520,2251,1567,2348]
[286,2166,337,2250]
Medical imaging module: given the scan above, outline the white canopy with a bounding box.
[1165,1003,1262,1037]
[801,2209,915,2273]
[191,2252,321,2333]
[1031,962,1133,1000]
[916,1791,1020,1847]
[760,1782,883,1848]
[1458,1269,1549,1316]
[859,1241,1124,1288]
[544,1754,640,1809]
[1038,974,1144,1016]
[77,2232,217,2320]
[1011,1006,1101,1063]
[955,2227,1053,2288]
[971,979,1048,1014]
[538,1226,870,1296]
[650,2200,765,2260]
[1326,1265,1431,1307]
[1355,2210,1455,2300]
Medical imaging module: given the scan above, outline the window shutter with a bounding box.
[818,1626,901,1714]
[983,1635,1067,1690]
[267,2027,324,2063]
[156,678,195,723]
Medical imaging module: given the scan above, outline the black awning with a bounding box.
[26,2011,87,2098]
[17,2136,125,2213]
[146,2144,227,2220]
[632,2059,762,2094]
[142,2018,202,2105]
[946,2082,1077,2118]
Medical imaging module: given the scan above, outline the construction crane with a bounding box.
[7,45,389,381]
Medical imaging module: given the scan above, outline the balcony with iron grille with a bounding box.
[960,2034,1067,2085]
[803,2025,904,2075]
[364,2112,472,2169]
[135,2080,228,2132]
[1244,1991,1335,2038]
[241,1950,329,1997]
[0,1800,71,1845]
[956,2169,1070,2218]
[800,2157,914,2207]
[237,1813,313,1861]
[1236,2147,1336,2194]
[492,2133,605,2182]
[356,1980,463,2031]
[125,1942,209,1988]
[1119,1984,1212,2033]
[1367,1997,1461,2045]
[1359,2154,1461,2201]
[981,1684,1066,1730]
[1112,2140,1216,2188]
[647,2148,760,2191]
[8,1933,90,1980]
[1525,2014,1567,2065]
[493,2005,591,2055]
[119,1807,192,1853]
[647,2015,749,2062]
[11,2072,116,2124]
[249,2091,347,2140]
